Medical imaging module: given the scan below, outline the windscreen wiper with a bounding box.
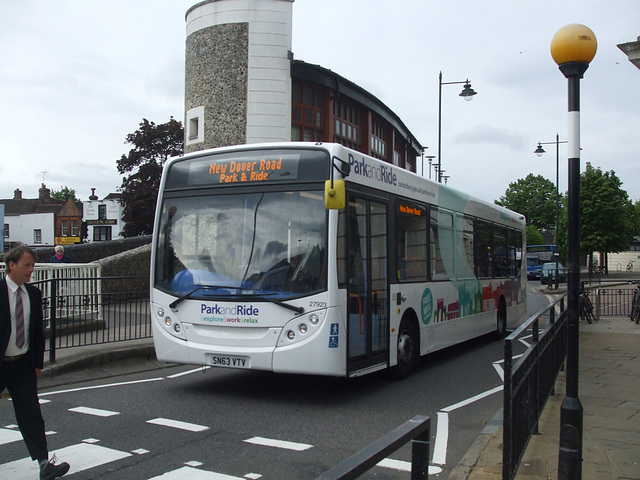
[247,295,305,314]
[169,284,241,309]
[169,285,304,314]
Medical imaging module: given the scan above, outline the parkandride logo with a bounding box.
[349,153,397,186]
[201,304,259,324]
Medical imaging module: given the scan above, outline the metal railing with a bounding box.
[503,294,568,480]
[595,284,637,318]
[34,275,151,363]
[314,416,431,480]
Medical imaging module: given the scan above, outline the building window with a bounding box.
[291,81,324,142]
[61,220,69,236]
[3,224,8,238]
[98,204,107,220]
[394,136,408,170]
[94,226,112,241]
[333,99,363,150]
[71,220,79,237]
[34,229,42,244]
[370,117,388,161]
[185,106,205,145]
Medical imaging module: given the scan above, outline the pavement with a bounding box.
[451,314,640,480]
[36,283,640,479]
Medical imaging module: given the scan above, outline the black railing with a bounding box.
[595,284,636,318]
[503,294,568,480]
[315,416,431,480]
[35,276,151,363]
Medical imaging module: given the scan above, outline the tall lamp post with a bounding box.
[437,72,477,183]
[550,24,597,479]
[534,134,567,290]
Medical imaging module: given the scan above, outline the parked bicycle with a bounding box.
[630,282,640,324]
[579,283,597,324]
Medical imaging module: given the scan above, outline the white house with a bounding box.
[4,212,55,247]
[83,190,125,242]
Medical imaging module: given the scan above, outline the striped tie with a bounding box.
[15,287,25,348]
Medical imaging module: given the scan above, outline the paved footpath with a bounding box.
[453,315,640,479]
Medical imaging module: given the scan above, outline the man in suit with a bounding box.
[1,245,70,479]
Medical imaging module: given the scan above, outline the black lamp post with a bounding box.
[437,72,477,183]
[550,23,597,480]
[534,135,567,290]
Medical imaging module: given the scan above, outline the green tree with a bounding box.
[496,174,559,232]
[51,186,80,203]
[117,117,184,237]
[558,163,638,273]
[526,225,543,246]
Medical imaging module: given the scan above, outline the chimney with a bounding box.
[39,183,51,202]
[89,188,98,200]
[13,188,22,200]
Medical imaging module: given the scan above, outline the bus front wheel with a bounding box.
[392,318,417,379]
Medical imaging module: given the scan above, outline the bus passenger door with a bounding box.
[346,196,389,375]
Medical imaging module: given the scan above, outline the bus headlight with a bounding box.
[153,303,186,340]
[278,309,327,345]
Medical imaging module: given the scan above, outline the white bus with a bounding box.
[150,143,526,378]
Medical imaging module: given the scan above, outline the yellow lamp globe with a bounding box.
[551,24,597,65]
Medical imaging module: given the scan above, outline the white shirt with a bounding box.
[5,276,31,357]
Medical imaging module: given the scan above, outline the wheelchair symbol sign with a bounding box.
[329,323,339,348]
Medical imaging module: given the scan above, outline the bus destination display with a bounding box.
[207,156,296,184]
[164,148,330,189]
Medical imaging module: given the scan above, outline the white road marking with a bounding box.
[442,385,503,413]
[167,366,210,378]
[69,406,120,417]
[146,417,209,432]
[0,442,131,479]
[377,457,411,471]
[38,377,164,397]
[0,427,23,446]
[148,466,246,479]
[376,458,443,475]
[432,411,449,465]
[244,436,313,451]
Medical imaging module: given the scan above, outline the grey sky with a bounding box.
[1,0,638,206]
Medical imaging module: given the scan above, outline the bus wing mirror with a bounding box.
[325,179,346,210]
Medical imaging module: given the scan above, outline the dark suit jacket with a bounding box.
[0,278,46,369]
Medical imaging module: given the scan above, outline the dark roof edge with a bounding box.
[291,60,424,155]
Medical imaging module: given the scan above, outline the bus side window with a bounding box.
[476,220,493,278]
[397,203,427,282]
[430,208,451,281]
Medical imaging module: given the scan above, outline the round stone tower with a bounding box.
[184,0,294,153]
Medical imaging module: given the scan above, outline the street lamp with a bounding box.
[551,23,597,480]
[420,149,436,178]
[437,72,477,183]
[534,134,567,290]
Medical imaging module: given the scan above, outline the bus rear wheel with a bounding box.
[392,318,417,379]
[495,299,507,339]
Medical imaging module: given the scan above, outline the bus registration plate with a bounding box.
[208,354,250,369]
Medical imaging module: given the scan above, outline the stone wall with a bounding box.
[35,236,152,264]
[185,22,249,153]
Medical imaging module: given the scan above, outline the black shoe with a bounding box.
[40,455,70,480]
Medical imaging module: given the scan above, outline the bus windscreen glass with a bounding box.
[154,191,327,299]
